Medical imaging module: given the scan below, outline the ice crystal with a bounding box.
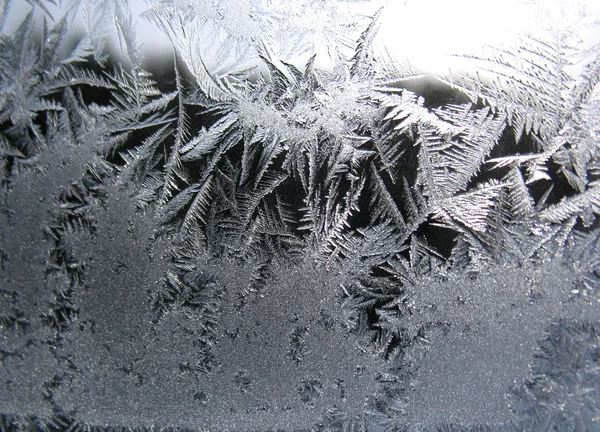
[1,0,599,430]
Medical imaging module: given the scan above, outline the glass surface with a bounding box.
[1,0,599,430]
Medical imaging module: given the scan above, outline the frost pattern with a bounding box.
[1,0,600,430]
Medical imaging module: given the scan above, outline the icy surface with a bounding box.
[1,0,600,430]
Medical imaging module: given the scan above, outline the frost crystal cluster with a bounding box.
[1,0,599,430]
